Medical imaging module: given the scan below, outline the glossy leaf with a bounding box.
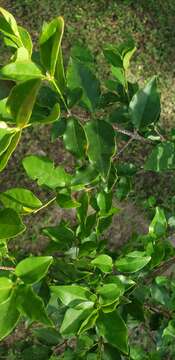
[115,251,151,273]
[51,285,93,306]
[129,77,160,129]
[23,155,71,188]
[67,58,100,112]
[97,310,128,354]
[60,302,94,337]
[15,256,53,284]
[85,119,116,178]
[0,131,21,172]
[0,188,42,213]
[40,17,64,77]
[97,283,124,308]
[0,7,21,47]
[144,142,175,172]
[31,103,60,125]
[7,78,42,127]
[0,208,25,240]
[0,62,43,81]
[63,117,87,158]
[0,291,20,341]
[0,125,17,156]
[18,25,33,56]
[56,193,80,209]
[0,277,13,303]
[149,207,167,238]
[16,285,52,325]
[91,255,113,273]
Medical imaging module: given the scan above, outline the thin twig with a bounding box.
[0,266,15,271]
[113,125,152,143]
[114,137,134,159]
[144,303,172,319]
[144,256,175,285]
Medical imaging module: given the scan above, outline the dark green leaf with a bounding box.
[97,310,128,354]
[63,117,86,158]
[16,284,52,325]
[0,208,25,240]
[67,58,100,112]
[85,119,116,178]
[129,77,160,129]
[144,142,175,172]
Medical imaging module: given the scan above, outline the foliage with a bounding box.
[0,7,175,360]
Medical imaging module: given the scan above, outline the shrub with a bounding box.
[0,6,174,359]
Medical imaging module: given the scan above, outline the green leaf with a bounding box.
[123,45,136,70]
[0,290,20,341]
[63,117,87,158]
[103,46,123,68]
[97,283,124,308]
[85,119,116,178]
[0,188,42,214]
[56,193,80,209]
[78,309,99,334]
[103,344,121,360]
[91,255,113,273]
[7,78,42,127]
[40,16,64,77]
[115,251,151,273]
[0,125,17,156]
[0,208,25,240]
[32,327,61,345]
[60,302,94,337]
[42,222,74,248]
[16,284,52,326]
[163,320,175,338]
[23,155,71,188]
[67,58,100,112]
[51,117,67,141]
[71,165,99,186]
[111,67,125,87]
[31,103,60,125]
[71,44,94,64]
[97,310,128,354]
[0,277,13,303]
[149,207,167,237]
[0,7,21,47]
[18,25,33,57]
[0,62,43,81]
[0,130,21,172]
[129,77,160,129]
[15,256,53,284]
[51,285,93,306]
[144,142,175,172]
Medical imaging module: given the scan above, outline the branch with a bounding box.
[144,256,175,285]
[0,266,15,271]
[144,303,172,319]
[113,125,152,143]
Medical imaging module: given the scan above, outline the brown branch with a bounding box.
[0,266,15,271]
[113,125,152,143]
[114,137,134,159]
[144,303,172,319]
[144,256,175,285]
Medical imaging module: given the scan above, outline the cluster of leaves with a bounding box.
[0,7,175,359]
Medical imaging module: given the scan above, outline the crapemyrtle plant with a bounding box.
[0,7,175,360]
